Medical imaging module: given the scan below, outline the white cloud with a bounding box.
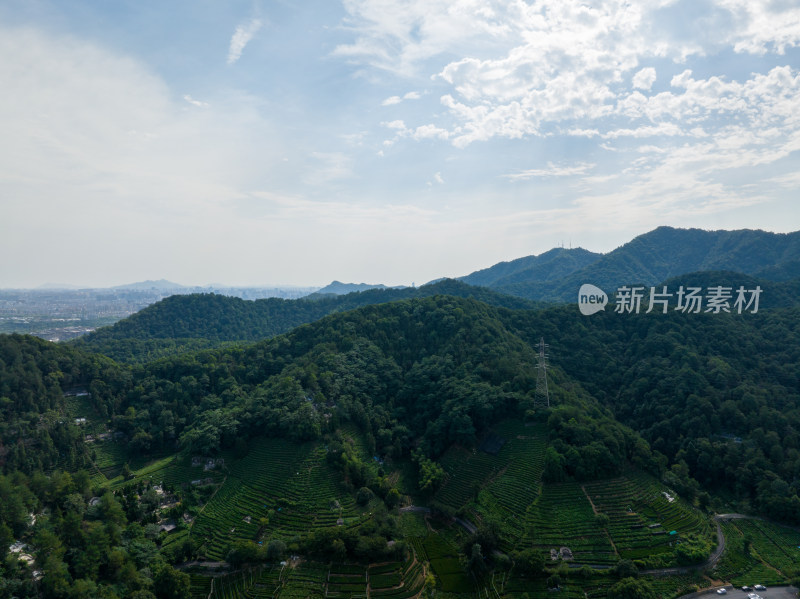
[246,190,438,223]
[227,18,263,65]
[607,66,800,156]
[505,162,595,181]
[768,171,800,187]
[412,124,450,140]
[632,67,656,90]
[602,123,685,139]
[381,90,422,106]
[335,0,513,75]
[721,0,800,55]
[637,145,667,154]
[381,119,450,143]
[183,94,209,107]
[344,2,800,230]
[337,0,800,149]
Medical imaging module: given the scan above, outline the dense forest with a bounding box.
[0,337,187,599]
[468,227,800,301]
[3,284,800,597]
[0,336,129,473]
[505,303,800,522]
[106,294,800,525]
[71,279,540,363]
[113,296,653,475]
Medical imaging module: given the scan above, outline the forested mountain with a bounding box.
[115,296,648,471]
[457,247,602,288]
[71,280,540,363]
[461,227,800,301]
[503,304,800,521]
[2,296,667,598]
[314,281,396,295]
[98,295,800,524]
[0,335,128,473]
[657,270,800,309]
[4,273,800,597]
[37,292,800,524]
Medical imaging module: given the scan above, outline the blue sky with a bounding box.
[1,0,799,287]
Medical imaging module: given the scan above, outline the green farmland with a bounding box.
[70,415,800,599]
[139,419,754,599]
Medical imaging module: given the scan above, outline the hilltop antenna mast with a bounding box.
[534,338,550,409]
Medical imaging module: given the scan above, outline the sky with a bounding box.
[1,0,799,288]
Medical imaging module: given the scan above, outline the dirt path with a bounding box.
[581,485,619,558]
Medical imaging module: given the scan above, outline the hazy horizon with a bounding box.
[5,225,799,290]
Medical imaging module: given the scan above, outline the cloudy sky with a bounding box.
[1,0,799,288]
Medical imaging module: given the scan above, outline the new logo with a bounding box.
[578,284,608,316]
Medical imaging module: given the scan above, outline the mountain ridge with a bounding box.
[458,246,602,288]
[71,279,544,362]
[314,280,403,295]
[473,226,800,301]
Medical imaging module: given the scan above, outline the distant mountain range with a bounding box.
[112,279,185,291]
[314,281,404,295]
[459,226,800,301]
[69,226,800,362]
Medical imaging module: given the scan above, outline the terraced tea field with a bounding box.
[431,419,548,551]
[90,439,129,481]
[190,436,359,559]
[423,532,472,594]
[206,566,284,599]
[433,445,508,512]
[279,562,327,598]
[732,519,800,577]
[165,423,725,598]
[582,470,710,564]
[188,559,425,599]
[713,518,800,586]
[425,419,711,571]
[527,480,617,565]
[474,421,547,549]
[326,563,368,598]
[370,557,425,598]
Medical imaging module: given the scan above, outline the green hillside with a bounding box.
[2,293,800,598]
[481,227,800,301]
[71,279,541,363]
[458,247,602,288]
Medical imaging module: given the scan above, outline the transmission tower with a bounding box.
[534,338,550,409]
